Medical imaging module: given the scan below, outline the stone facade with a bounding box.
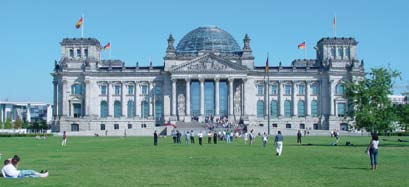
[51,26,364,133]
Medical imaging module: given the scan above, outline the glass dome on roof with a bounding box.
[176,26,241,53]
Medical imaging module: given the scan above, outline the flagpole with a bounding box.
[81,14,84,38]
[333,14,336,37]
[304,41,307,59]
[267,53,270,135]
[109,42,112,59]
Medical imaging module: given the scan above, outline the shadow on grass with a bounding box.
[333,166,369,170]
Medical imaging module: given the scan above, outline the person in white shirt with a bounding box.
[367,134,380,171]
[198,131,203,145]
[262,132,268,148]
[2,155,48,178]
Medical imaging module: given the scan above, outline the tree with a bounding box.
[4,118,13,129]
[14,117,23,129]
[22,121,30,129]
[345,67,400,133]
[394,104,409,134]
[0,121,3,129]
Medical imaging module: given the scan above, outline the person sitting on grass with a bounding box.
[1,155,48,178]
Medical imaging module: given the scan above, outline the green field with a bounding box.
[0,135,408,187]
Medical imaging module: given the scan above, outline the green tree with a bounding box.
[14,117,23,129]
[394,104,409,134]
[0,121,3,129]
[4,118,13,129]
[22,121,30,129]
[345,67,400,133]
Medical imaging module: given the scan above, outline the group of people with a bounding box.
[1,155,48,178]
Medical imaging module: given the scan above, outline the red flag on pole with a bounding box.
[75,17,83,29]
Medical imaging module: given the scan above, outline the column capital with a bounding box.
[185,78,191,82]
[214,77,220,82]
[199,78,205,83]
[241,78,247,83]
[171,78,178,82]
[228,78,235,83]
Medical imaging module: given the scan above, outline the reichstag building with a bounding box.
[51,26,364,134]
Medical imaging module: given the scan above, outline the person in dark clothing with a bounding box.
[176,130,181,144]
[297,130,302,144]
[213,131,218,144]
[190,130,195,144]
[153,130,158,146]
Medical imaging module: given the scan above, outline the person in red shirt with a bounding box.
[61,131,67,146]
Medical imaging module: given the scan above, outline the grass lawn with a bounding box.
[0,135,408,187]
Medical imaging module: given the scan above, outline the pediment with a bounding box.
[170,54,248,73]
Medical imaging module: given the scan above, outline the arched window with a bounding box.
[270,100,278,118]
[155,101,163,121]
[284,100,292,117]
[311,100,318,117]
[311,83,319,95]
[71,84,82,95]
[141,100,149,118]
[336,84,345,95]
[100,101,108,118]
[114,101,121,118]
[257,100,264,118]
[127,100,135,118]
[298,100,305,117]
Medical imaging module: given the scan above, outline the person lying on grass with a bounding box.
[1,155,48,178]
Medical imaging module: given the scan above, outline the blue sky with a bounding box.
[1,0,408,103]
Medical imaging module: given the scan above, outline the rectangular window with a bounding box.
[141,85,148,95]
[69,49,74,58]
[101,85,107,95]
[337,103,346,117]
[114,124,119,130]
[84,48,88,58]
[128,124,132,129]
[155,86,161,95]
[270,85,277,95]
[272,124,278,128]
[299,123,305,129]
[298,85,305,95]
[128,85,134,95]
[257,84,264,95]
[312,85,318,95]
[114,85,121,95]
[286,124,291,129]
[285,85,292,95]
[77,49,81,58]
[100,124,105,130]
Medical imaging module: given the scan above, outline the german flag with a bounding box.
[103,42,111,50]
[75,17,83,29]
[265,56,269,73]
[298,41,306,49]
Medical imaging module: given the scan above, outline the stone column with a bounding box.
[172,79,177,116]
[62,79,69,116]
[53,80,58,117]
[135,81,140,117]
[152,82,156,119]
[121,82,126,117]
[330,80,334,116]
[214,78,220,116]
[185,79,191,116]
[200,78,205,116]
[265,80,269,118]
[108,82,114,117]
[306,81,311,116]
[85,79,91,117]
[242,78,247,116]
[228,78,234,116]
[148,81,154,117]
[292,81,297,117]
[278,81,284,117]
